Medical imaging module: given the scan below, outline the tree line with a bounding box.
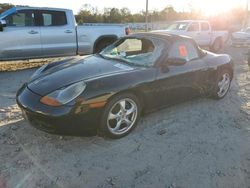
[0,3,13,13]
[75,4,245,30]
[75,4,198,23]
[0,3,246,30]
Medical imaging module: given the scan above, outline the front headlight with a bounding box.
[40,81,86,106]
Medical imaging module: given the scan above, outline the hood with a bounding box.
[28,55,136,96]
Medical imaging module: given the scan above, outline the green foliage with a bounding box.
[0,2,245,31]
[76,4,145,24]
[76,4,244,27]
[0,3,14,14]
[75,4,245,30]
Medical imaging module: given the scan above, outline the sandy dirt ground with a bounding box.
[0,57,68,72]
[0,46,249,188]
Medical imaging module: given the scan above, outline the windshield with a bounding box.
[99,37,165,67]
[166,22,189,31]
[0,7,16,20]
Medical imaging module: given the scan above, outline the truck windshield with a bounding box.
[99,37,165,67]
[0,7,17,20]
[166,22,189,31]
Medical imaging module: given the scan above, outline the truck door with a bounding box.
[186,22,202,45]
[0,9,41,60]
[39,10,77,57]
[199,22,212,46]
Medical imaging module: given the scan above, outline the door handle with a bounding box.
[28,30,38,34]
[64,30,73,33]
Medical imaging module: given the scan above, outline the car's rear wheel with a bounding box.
[212,69,232,99]
[99,93,141,139]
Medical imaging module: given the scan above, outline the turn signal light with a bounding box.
[40,96,62,107]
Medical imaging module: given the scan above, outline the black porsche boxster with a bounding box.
[17,33,234,138]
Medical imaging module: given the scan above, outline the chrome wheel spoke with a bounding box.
[126,105,136,116]
[219,86,224,94]
[218,81,223,88]
[119,100,126,112]
[108,112,119,120]
[124,118,132,126]
[218,75,226,87]
[113,120,122,131]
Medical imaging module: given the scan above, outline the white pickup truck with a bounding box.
[0,7,127,60]
[152,20,228,52]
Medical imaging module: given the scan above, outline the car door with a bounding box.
[39,10,77,57]
[154,40,208,108]
[186,22,202,45]
[0,9,41,60]
[199,22,212,46]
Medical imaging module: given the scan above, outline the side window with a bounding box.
[42,13,52,26]
[5,10,35,27]
[201,22,209,31]
[168,41,199,62]
[41,11,67,26]
[187,23,199,32]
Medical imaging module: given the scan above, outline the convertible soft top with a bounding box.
[130,32,193,43]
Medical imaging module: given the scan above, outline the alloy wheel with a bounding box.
[217,73,231,98]
[107,98,138,135]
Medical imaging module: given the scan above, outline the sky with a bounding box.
[0,0,246,15]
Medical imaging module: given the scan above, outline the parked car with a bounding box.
[231,27,250,46]
[16,32,234,138]
[0,6,127,60]
[152,20,229,52]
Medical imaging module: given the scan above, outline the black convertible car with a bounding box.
[17,33,234,138]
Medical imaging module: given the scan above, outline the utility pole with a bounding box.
[245,0,249,28]
[146,0,149,32]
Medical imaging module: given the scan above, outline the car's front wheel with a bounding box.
[212,69,232,99]
[99,93,141,138]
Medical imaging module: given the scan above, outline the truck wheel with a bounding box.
[210,38,222,53]
[94,38,116,53]
[98,93,141,139]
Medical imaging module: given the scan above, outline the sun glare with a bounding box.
[195,0,242,15]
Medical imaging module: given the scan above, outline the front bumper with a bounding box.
[16,85,103,135]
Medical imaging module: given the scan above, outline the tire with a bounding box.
[212,69,232,99]
[98,93,141,139]
[210,38,223,53]
[94,38,116,53]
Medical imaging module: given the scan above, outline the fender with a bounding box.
[80,67,157,111]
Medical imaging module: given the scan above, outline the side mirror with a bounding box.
[167,57,187,66]
[0,20,6,31]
